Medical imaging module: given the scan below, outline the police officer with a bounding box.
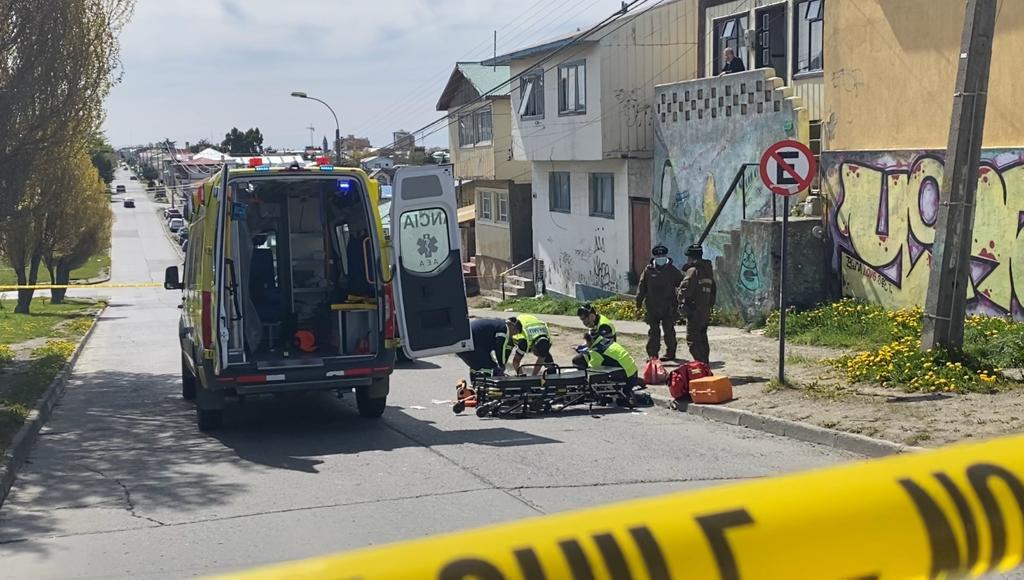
[635,244,684,361]
[678,244,717,364]
[580,336,640,405]
[456,318,511,376]
[571,302,618,370]
[507,314,554,376]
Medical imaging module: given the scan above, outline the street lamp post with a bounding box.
[291,91,341,166]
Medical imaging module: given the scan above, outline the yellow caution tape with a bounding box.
[0,283,163,290]
[221,434,1024,580]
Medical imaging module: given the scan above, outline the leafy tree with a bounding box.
[188,139,214,154]
[89,133,117,184]
[221,127,264,156]
[42,153,112,304]
[141,164,160,181]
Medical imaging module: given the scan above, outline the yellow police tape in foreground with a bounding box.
[222,434,1024,580]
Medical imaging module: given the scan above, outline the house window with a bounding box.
[795,0,824,74]
[458,106,493,147]
[558,62,586,115]
[549,172,571,213]
[479,191,493,221]
[497,192,509,223]
[589,173,614,218]
[476,108,492,144]
[519,69,545,119]
[713,14,748,73]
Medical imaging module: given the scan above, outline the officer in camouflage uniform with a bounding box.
[678,244,717,364]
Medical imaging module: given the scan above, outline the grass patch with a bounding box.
[0,299,99,344]
[0,252,110,286]
[766,299,1024,394]
[786,353,819,366]
[0,339,80,458]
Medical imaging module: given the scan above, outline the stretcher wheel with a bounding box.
[453,401,466,414]
[476,402,496,418]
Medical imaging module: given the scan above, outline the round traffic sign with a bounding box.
[759,139,817,197]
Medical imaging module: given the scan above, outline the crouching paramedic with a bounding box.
[572,303,616,370]
[580,336,639,404]
[456,318,511,376]
[507,315,554,376]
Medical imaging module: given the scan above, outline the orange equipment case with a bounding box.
[689,375,734,404]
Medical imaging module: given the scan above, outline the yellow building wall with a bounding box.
[491,99,530,184]
[825,0,1024,151]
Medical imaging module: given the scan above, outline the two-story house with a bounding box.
[488,0,699,299]
[437,62,533,290]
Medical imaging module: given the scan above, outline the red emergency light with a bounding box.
[315,156,331,166]
[248,157,264,168]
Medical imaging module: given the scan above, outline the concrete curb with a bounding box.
[646,391,924,457]
[0,307,104,509]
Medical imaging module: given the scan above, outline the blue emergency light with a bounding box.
[319,165,335,172]
[337,179,353,192]
[255,164,271,172]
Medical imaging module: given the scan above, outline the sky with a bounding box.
[103,0,619,151]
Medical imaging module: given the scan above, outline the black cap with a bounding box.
[652,245,669,257]
[576,303,596,317]
[685,244,703,258]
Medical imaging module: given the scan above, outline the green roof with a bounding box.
[457,63,510,97]
[436,62,510,111]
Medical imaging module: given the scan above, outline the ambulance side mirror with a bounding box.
[164,266,183,290]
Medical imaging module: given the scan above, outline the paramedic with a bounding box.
[456,318,511,376]
[580,336,640,405]
[635,244,684,361]
[678,244,717,364]
[573,303,617,369]
[507,315,554,376]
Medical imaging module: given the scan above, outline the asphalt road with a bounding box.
[0,169,857,579]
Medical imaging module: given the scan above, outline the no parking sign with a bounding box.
[759,139,816,196]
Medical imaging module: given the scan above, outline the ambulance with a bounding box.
[165,160,472,430]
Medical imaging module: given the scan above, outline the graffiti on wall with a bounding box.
[827,150,1024,320]
[653,69,802,320]
[545,224,625,297]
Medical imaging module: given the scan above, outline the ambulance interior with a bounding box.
[225,176,381,366]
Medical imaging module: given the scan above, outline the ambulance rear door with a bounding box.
[390,165,473,359]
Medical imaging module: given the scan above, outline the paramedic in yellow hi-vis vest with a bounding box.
[581,336,640,406]
[506,315,554,376]
[572,302,617,370]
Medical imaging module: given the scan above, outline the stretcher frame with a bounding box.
[459,365,639,418]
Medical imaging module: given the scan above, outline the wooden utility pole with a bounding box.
[922,0,998,352]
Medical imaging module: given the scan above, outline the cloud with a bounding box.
[104,0,618,149]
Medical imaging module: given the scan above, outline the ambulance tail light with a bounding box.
[383,283,396,340]
[201,290,213,347]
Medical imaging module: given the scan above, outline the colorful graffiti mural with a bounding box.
[653,69,806,319]
[826,149,1024,320]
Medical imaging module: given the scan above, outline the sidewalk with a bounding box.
[469,307,1023,454]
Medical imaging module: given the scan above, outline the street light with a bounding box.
[290,91,341,166]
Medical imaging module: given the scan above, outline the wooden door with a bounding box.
[630,198,651,284]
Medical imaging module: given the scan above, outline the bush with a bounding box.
[772,299,1021,393]
[0,344,13,367]
[31,340,76,371]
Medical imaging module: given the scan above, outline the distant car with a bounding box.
[176,227,189,242]
[130,175,138,181]
[116,185,126,193]
[164,208,183,219]
[123,198,135,208]
[168,218,185,232]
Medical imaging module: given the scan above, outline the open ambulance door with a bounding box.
[391,165,473,359]
[211,163,232,374]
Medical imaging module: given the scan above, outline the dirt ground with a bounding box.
[547,324,1024,448]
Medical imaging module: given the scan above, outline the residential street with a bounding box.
[0,171,856,578]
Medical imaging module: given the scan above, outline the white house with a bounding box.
[361,155,394,171]
[488,0,699,298]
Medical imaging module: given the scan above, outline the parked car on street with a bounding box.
[130,175,138,181]
[123,197,135,208]
[164,208,183,220]
[168,217,185,232]
[176,227,189,243]
[116,185,127,193]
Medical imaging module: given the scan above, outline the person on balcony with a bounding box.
[720,47,746,75]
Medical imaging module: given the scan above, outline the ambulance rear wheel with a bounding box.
[181,355,197,401]
[357,379,388,418]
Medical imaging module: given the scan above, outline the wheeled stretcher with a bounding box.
[453,366,648,417]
